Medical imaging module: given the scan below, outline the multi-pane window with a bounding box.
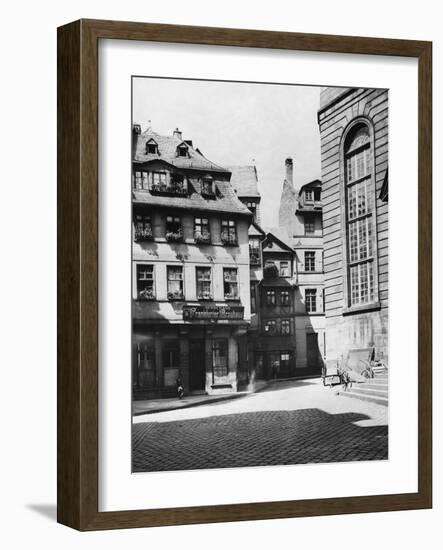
[249,237,261,264]
[305,289,317,313]
[221,220,237,245]
[212,339,228,378]
[345,123,375,307]
[133,214,153,241]
[314,188,321,201]
[165,216,182,241]
[266,290,276,306]
[280,319,291,335]
[279,261,290,277]
[196,267,212,300]
[305,217,315,234]
[304,251,316,272]
[134,170,149,190]
[280,290,290,306]
[151,172,167,188]
[264,320,277,334]
[305,189,313,201]
[223,268,238,299]
[136,264,155,299]
[167,266,184,299]
[194,217,210,243]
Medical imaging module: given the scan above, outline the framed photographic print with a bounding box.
[57,19,432,530]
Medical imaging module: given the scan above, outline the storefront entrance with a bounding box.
[189,340,206,391]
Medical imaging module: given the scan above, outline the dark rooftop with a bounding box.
[226,165,260,198]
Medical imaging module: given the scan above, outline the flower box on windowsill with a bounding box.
[150,183,187,196]
[197,293,213,301]
[221,235,238,246]
[194,231,211,244]
[134,228,153,242]
[167,291,185,301]
[166,230,183,242]
[138,289,155,300]
[224,294,240,301]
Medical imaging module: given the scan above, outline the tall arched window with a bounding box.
[344,122,376,307]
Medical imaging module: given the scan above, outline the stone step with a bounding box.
[347,386,388,398]
[338,390,388,407]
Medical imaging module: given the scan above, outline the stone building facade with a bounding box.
[132,126,252,398]
[318,87,389,363]
[278,158,325,373]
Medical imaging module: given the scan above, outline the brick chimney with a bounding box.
[173,128,182,140]
[285,157,294,187]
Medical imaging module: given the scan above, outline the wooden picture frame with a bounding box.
[57,19,432,531]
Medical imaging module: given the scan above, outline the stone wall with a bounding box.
[318,87,389,362]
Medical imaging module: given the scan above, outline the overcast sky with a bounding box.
[133,77,322,229]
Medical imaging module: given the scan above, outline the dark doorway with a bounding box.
[306,333,321,368]
[189,340,206,391]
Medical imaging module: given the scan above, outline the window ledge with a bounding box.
[342,301,381,316]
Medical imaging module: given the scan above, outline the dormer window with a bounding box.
[305,189,313,202]
[145,139,158,155]
[177,143,188,157]
[314,189,321,201]
[201,178,214,197]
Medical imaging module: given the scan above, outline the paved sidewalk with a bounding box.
[133,380,268,416]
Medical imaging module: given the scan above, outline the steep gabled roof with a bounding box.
[262,230,295,254]
[134,128,229,173]
[227,165,260,198]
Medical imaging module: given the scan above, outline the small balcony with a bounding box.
[221,233,238,246]
[194,231,211,244]
[134,227,153,242]
[165,229,183,242]
[150,182,187,197]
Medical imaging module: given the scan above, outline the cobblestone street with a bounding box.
[132,378,388,472]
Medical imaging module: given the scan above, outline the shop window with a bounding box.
[212,339,229,378]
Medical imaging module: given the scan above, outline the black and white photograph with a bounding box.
[131,77,389,473]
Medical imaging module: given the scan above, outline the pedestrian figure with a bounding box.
[176,371,184,399]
